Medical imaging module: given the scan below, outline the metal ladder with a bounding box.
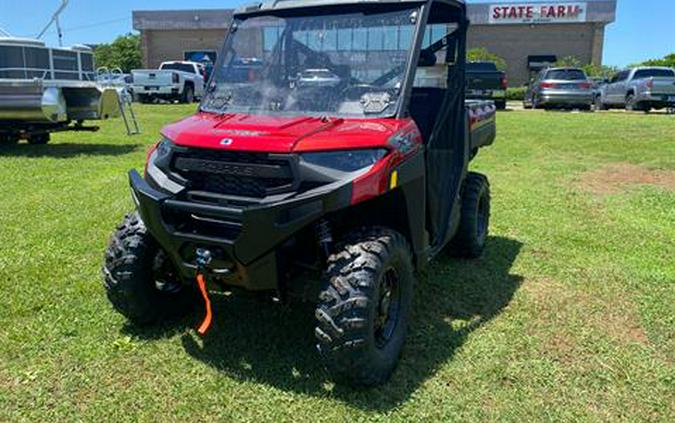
[97,67,141,135]
[117,88,141,136]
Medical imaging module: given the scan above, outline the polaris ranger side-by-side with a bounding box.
[104,0,496,386]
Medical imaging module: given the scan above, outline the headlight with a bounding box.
[151,138,175,170]
[145,138,183,194]
[155,138,174,159]
[301,149,388,172]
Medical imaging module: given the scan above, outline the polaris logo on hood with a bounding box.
[220,138,234,146]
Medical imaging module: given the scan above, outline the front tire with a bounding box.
[316,228,415,386]
[103,212,197,325]
[450,172,491,258]
[626,94,642,112]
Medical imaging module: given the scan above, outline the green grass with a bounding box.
[1,105,673,422]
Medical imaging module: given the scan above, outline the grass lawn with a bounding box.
[0,105,673,422]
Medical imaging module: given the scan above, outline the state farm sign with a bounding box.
[489,3,588,24]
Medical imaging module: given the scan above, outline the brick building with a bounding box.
[133,0,616,86]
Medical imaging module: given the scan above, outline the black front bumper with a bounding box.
[129,169,352,290]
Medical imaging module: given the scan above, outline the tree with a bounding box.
[467,48,507,71]
[555,56,582,68]
[582,63,618,78]
[554,57,617,78]
[639,53,675,68]
[94,34,142,72]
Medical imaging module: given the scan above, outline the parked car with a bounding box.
[466,61,508,110]
[102,0,496,387]
[523,67,594,110]
[595,67,675,112]
[131,61,206,104]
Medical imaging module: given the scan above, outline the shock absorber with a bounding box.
[316,219,333,258]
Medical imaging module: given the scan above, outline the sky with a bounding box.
[0,0,672,67]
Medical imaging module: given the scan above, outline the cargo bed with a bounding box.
[467,99,497,152]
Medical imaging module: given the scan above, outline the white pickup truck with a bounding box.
[131,61,206,104]
[596,67,675,112]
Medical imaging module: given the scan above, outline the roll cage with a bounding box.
[225,0,470,253]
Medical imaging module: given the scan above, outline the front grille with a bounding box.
[171,149,296,198]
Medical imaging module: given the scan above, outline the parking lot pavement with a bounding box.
[504,101,674,115]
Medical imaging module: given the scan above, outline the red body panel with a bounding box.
[160,111,423,206]
[162,112,416,153]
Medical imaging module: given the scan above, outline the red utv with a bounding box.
[104,0,496,386]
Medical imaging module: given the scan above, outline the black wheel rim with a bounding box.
[374,267,401,348]
[476,193,488,242]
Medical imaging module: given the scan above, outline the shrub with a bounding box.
[506,87,527,101]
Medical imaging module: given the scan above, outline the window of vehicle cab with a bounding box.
[202,8,423,118]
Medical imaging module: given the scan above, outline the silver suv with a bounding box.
[524,67,594,111]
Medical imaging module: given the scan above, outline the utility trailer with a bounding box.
[0,36,136,144]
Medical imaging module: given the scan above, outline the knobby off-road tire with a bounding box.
[450,172,491,258]
[316,228,415,386]
[103,212,197,325]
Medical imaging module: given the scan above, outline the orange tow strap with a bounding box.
[195,273,213,336]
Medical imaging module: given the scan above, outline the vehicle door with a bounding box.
[602,73,617,104]
[412,2,470,250]
[609,70,630,104]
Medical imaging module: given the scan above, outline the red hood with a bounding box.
[161,112,413,153]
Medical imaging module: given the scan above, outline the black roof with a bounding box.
[235,0,465,17]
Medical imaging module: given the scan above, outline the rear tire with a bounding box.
[495,100,506,110]
[182,85,195,103]
[450,172,491,258]
[138,94,150,104]
[103,212,197,325]
[316,227,415,386]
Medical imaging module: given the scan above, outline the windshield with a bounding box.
[634,68,675,79]
[545,69,587,81]
[201,8,420,118]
